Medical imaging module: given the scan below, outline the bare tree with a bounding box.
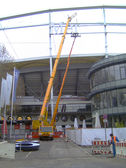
[0,44,13,62]
[0,44,14,83]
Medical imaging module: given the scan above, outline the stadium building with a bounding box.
[13,55,103,128]
[0,5,126,138]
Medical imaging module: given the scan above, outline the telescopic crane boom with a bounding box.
[50,33,78,126]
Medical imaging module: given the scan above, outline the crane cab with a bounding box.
[39,122,53,140]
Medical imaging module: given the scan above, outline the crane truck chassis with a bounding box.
[39,126,53,140]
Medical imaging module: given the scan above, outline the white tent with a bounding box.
[74,118,78,129]
[82,119,86,128]
[56,126,63,132]
[95,112,101,128]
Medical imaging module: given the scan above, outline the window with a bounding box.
[104,67,109,83]
[111,90,118,107]
[106,91,112,108]
[100,69,105,84]
[114,65,120,80]
[108,66,115,82]
[100,93,104,109]
[120,65,126,79]
[118,89,126,106]
[94,94,100,110]
[90,73,95,88]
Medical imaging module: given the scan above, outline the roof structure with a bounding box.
[15,55,104,100]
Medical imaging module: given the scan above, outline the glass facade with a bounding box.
[92,89,126,111]
[90,63,126,89]
[89,55,126,127]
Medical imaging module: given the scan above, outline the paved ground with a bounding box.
[0,138,126,168]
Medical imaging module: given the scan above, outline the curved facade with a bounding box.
[88,54,126,127]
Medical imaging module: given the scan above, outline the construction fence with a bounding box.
[0,123,36,140]
[0,123,64,140]
[66,127,126,158]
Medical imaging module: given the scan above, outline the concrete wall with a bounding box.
[0,141,15,159]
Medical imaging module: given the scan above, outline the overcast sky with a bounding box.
[0,0,126,60]
[0,0,126,17]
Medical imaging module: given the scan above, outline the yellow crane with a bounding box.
[38,14,78,140]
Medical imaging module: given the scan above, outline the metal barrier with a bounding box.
[53,131,64,138]
[92,140,112,155]
[116,142,126,158]
[0,128,33,141]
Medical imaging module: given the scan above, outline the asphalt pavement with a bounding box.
[0,138,126,168]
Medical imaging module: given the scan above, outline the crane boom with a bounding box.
[39,16,73,120]
[50,35,77,126]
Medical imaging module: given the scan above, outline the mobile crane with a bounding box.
[38,14,78,140]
